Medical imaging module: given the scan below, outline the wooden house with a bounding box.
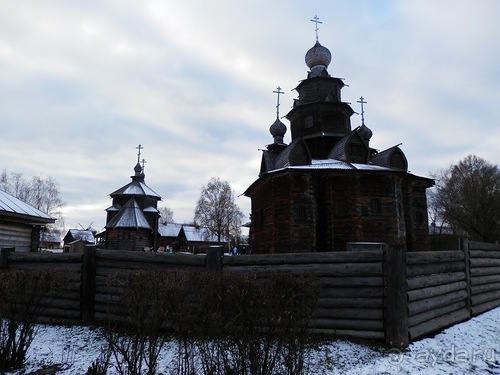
[158,223,227,253]
[63,229,95,253]
[0,189,55,252]
[245,35,433,254]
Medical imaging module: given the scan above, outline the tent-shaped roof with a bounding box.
[0,189,55,223]
[105,198,151,230]
[110,181,161,199]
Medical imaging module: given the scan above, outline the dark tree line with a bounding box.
[429,155,500,243]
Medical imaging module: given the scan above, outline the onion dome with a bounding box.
[270,118,287,144]
[305,41,332,71]
[357,124,373,143]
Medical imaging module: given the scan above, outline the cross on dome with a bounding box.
[310,14,322,41]
[135,144,143,164]
[273,86,285,119]
[357,96,367,125]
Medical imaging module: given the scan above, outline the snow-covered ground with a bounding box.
[7,306,500,374]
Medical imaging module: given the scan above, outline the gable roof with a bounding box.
[105,198,152,230]
[158,223,183,237]
[0,189,55,223]
[181,225,222,242]
[63,229,95,244]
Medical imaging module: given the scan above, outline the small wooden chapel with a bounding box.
[244,16,434,254]
[104,145,161,251]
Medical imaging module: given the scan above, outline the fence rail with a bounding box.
[1,238,500,347]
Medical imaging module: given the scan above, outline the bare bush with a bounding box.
[0,269,62,372]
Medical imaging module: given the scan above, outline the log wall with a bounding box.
[223,251,386,341]
[2,239,500,347]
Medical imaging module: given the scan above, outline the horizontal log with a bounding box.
[407,261,465,278]
[319,286,384,298]
[407,250,464,265]
[223,262,383,277]
[408,301,466,328]
[469,250,500,259]
[95,263,203,278]
[328,329,385,341]
[309,318,383,331]
[469,258,500,267]
[96,258,206,271]
[409,308,470,341]
[319,276,384,287]
[470,274,500,286]
[470,290,500,306]
[7,262,82,272]
[9,252,83,263]
[470,266,500,277]
[36,316,80,325]
[96,249,206,266]
[471,298,500,316]
[223,251,384,266]
[468,241,500,251]
[406,272,465,291]
[38,306,82,320]
[407,281,467,302]
[316,297,383,309]
[314,307,383,320]
[408,290,468,316]
[470,281,500,296]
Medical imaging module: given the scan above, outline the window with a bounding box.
[295,205,307,221]
[304,116,313,128]
[371,198,382,215]
[336,198,348,216]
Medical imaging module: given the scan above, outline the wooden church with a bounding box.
[244,18,434,254]
[104,147,161,251]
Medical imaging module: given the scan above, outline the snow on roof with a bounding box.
[105,198,152,230]
[0,189,55,222]
[66,229,95,243]
[158,223,183,237]
[182,226,222,242]
[110,181,161,199]
[270,159,394,173]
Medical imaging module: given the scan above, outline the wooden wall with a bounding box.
[2,239,500,348]
[223,251,386,341]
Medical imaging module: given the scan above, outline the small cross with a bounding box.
[357,96,367,125]
[310,14,322,41]
[141,158,147,173]
[135,144,143,163]
[273,86,284,119]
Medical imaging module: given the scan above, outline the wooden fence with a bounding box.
[1,239,500,347]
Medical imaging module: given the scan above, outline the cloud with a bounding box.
[0,1,499,231]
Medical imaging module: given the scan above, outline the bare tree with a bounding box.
[158,206,174,225]
[431,155,500,242]
[0,170,65,233]
[193,177,244,244]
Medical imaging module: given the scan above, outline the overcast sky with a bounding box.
[1,1,499,232]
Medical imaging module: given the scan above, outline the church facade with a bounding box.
[245,30,433,253]
[104,157,161,251]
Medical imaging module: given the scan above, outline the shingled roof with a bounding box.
[105,198,151,230]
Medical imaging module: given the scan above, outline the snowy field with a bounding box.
[6,306,500,375]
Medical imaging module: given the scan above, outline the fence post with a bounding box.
[460,237,472,316]
[385,244,409,348]
[82,246,97,324]
[206,245,223,271]
[1,247,13,269]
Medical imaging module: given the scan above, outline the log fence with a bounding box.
[1,238,500,347]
